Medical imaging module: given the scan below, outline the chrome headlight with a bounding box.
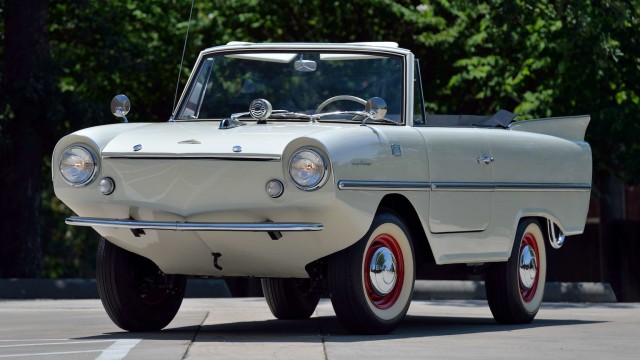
[59,145,98,187]
[289,148,328,191]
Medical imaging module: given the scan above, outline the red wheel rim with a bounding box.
[363,234,405,309]
[519,233,540,303]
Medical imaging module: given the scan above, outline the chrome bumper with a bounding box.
[65,216,324,232]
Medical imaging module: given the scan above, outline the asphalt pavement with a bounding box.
[0,298,638,360]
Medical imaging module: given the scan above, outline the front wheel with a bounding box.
[96,238,187,331]
[328,210,415,334]
[485,219,547,324]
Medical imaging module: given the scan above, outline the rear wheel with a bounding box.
[485,219,546,324]
[96,238,187,331]
[328,210,415,334]
[261,278,320,319]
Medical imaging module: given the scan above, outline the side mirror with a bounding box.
[110,94,131,123]
[365,97,388,120]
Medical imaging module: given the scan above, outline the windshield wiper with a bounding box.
[268,111,315,120]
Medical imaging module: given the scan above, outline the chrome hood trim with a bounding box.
[101,153,281,161]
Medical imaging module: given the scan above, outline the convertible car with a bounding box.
[52,42,592,334]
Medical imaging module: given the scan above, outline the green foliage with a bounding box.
[413,0,640,181]
[22,0,640,277]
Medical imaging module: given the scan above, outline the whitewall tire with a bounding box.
[486,219,547,324]
[328,210,415,334]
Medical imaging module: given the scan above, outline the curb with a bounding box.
[0,278,231,299]
[412,280,617,303]
[0,279,617,302]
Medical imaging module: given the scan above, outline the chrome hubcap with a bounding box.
[519,244,538,290]
[368,247,397,296]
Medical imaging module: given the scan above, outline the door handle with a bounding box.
[477,156,494,164]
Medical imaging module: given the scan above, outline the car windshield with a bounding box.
[175,50,404,123]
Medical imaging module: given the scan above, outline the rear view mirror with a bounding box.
[294,59,317,72]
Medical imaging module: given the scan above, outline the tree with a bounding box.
[1,0,638,278]
[411,0,640,183]
[0,0,57,276]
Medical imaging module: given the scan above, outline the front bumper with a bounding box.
[66,216,324,232]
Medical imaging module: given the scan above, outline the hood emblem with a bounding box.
[232,145,242,153]
[133,144,142,152]
[178,139,201,144]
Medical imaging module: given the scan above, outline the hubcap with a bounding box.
[364,234,405,310]
[518,233,540,302]
[368,247,397,296]
[519,245,537,290]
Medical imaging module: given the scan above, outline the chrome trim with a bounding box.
[337,180,591,192]
[59,144,99,187]
[289,148,329,191]
[493,183,592,192]
[431,182,591,192]
[476,156,494,164]
[368,247,398,296]
[431,182,494,191]
[337,180,431,191]
[219,117,246,129]
[178,139,202,144]
[519,244,538,290]
[547,219,566,249]
[101,153,281,161]
[65,217,323,232]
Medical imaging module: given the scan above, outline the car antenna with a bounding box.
[170,0,196,122]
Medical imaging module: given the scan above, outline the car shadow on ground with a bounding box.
[74,314,605,343]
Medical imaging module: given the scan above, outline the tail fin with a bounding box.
[508,115,590,141]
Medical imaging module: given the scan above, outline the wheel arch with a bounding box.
[512,211,562,254]
[378,194,435,266]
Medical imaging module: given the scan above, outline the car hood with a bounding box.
[101,121,349,159]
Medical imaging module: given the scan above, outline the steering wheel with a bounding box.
[315,95,366,113]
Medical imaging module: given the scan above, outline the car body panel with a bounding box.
[53,42,592,277]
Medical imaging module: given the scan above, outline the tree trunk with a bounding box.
[0,0,53,277]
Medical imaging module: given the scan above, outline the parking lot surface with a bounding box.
[0,298,638,359]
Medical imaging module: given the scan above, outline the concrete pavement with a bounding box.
[0,279,618,302]
[0,298,638,359]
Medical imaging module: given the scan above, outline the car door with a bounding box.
[417,127,493,233]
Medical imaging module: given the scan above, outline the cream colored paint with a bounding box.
[52,43,592,277]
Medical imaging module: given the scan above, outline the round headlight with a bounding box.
[59,145,98,187]
[289,148,328,191]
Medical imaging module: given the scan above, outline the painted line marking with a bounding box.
[0,340,113,348]
[0,350,102,358]
[0,339,141,360]
[0,340,69,342]
[95,339,141,360]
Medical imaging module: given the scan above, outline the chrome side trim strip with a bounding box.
[337,180,431,191]
[337,180,591,192]
[430,182,494,192]
[493,183,592,192]
[432,182,591,192]
[65,217,323,232]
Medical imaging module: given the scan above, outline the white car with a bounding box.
[52,42,592,334]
